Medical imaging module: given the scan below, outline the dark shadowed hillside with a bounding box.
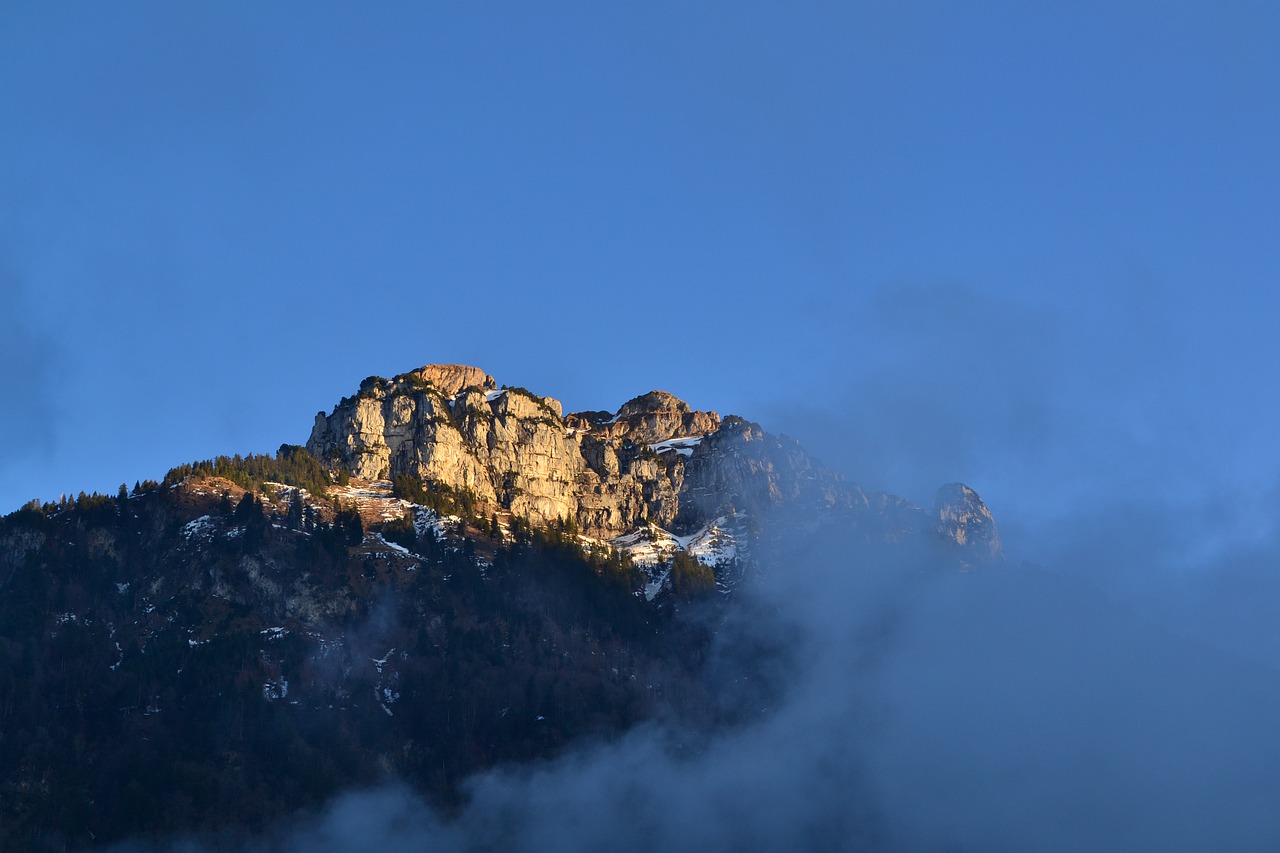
[0,366,997,850]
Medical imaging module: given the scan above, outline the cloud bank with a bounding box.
[111,279,1280,853]
[114,491,1280,852]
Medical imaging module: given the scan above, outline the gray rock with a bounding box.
[935,482,1003,560]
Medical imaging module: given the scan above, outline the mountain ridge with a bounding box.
[305,363,1001,564]
[0,362,1001,848]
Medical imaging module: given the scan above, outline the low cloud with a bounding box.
[114,280,1280,851]
[120,495,1280,852]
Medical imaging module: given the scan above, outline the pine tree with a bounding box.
[286,491,304,529]
[671,552,715,597]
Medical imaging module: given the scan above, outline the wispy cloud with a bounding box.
[0,265,59,475]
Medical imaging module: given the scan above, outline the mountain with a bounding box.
[306,364,1000,570]
[0,365,998,849]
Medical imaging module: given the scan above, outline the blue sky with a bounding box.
[2,2,1278,559]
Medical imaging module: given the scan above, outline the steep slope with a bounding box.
[0,481,724,848]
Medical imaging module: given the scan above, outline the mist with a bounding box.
[106,474,1280,853]
[99,294,1280,850]
[93,273,1280,851]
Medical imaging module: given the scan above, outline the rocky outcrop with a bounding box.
[588,390,721,444]
[307,372,584,528]
[307,364,1002,561]
[407,364,496,396]
[935,483,1002,561]
[307,368,723,536]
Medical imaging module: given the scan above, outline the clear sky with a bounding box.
[3,2,1278,560]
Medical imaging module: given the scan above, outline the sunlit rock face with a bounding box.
[406,363,496,396]
[306,367,726,537]
[306,368,584,530]
[592,390,722,444]
[308,364,1002,560]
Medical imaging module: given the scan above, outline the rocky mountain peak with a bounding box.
[618,390,691,417]
[1,364,1007,849]
[596,390,720,445]
[407,364,496,396]
[934,482,1002,560]
[305,365,1000,563]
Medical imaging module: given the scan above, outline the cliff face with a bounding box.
[307,364,1001,559]
[305,368,722,537]
[305,365,601,532]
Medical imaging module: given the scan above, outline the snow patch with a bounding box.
[648,435,705,458]
[372,649,402,715]
[610,515,745,600]
[371,649,394,675]
[181,515,215,540]
[368,532,413,557]
[412,507,460,540]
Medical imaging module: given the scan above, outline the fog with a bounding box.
[112,477,1280,852]
[99,275,1280,851]
[15,1,1269,845]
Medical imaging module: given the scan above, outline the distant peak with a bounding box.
[934,483,1002,559]
[934,482,980,509]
